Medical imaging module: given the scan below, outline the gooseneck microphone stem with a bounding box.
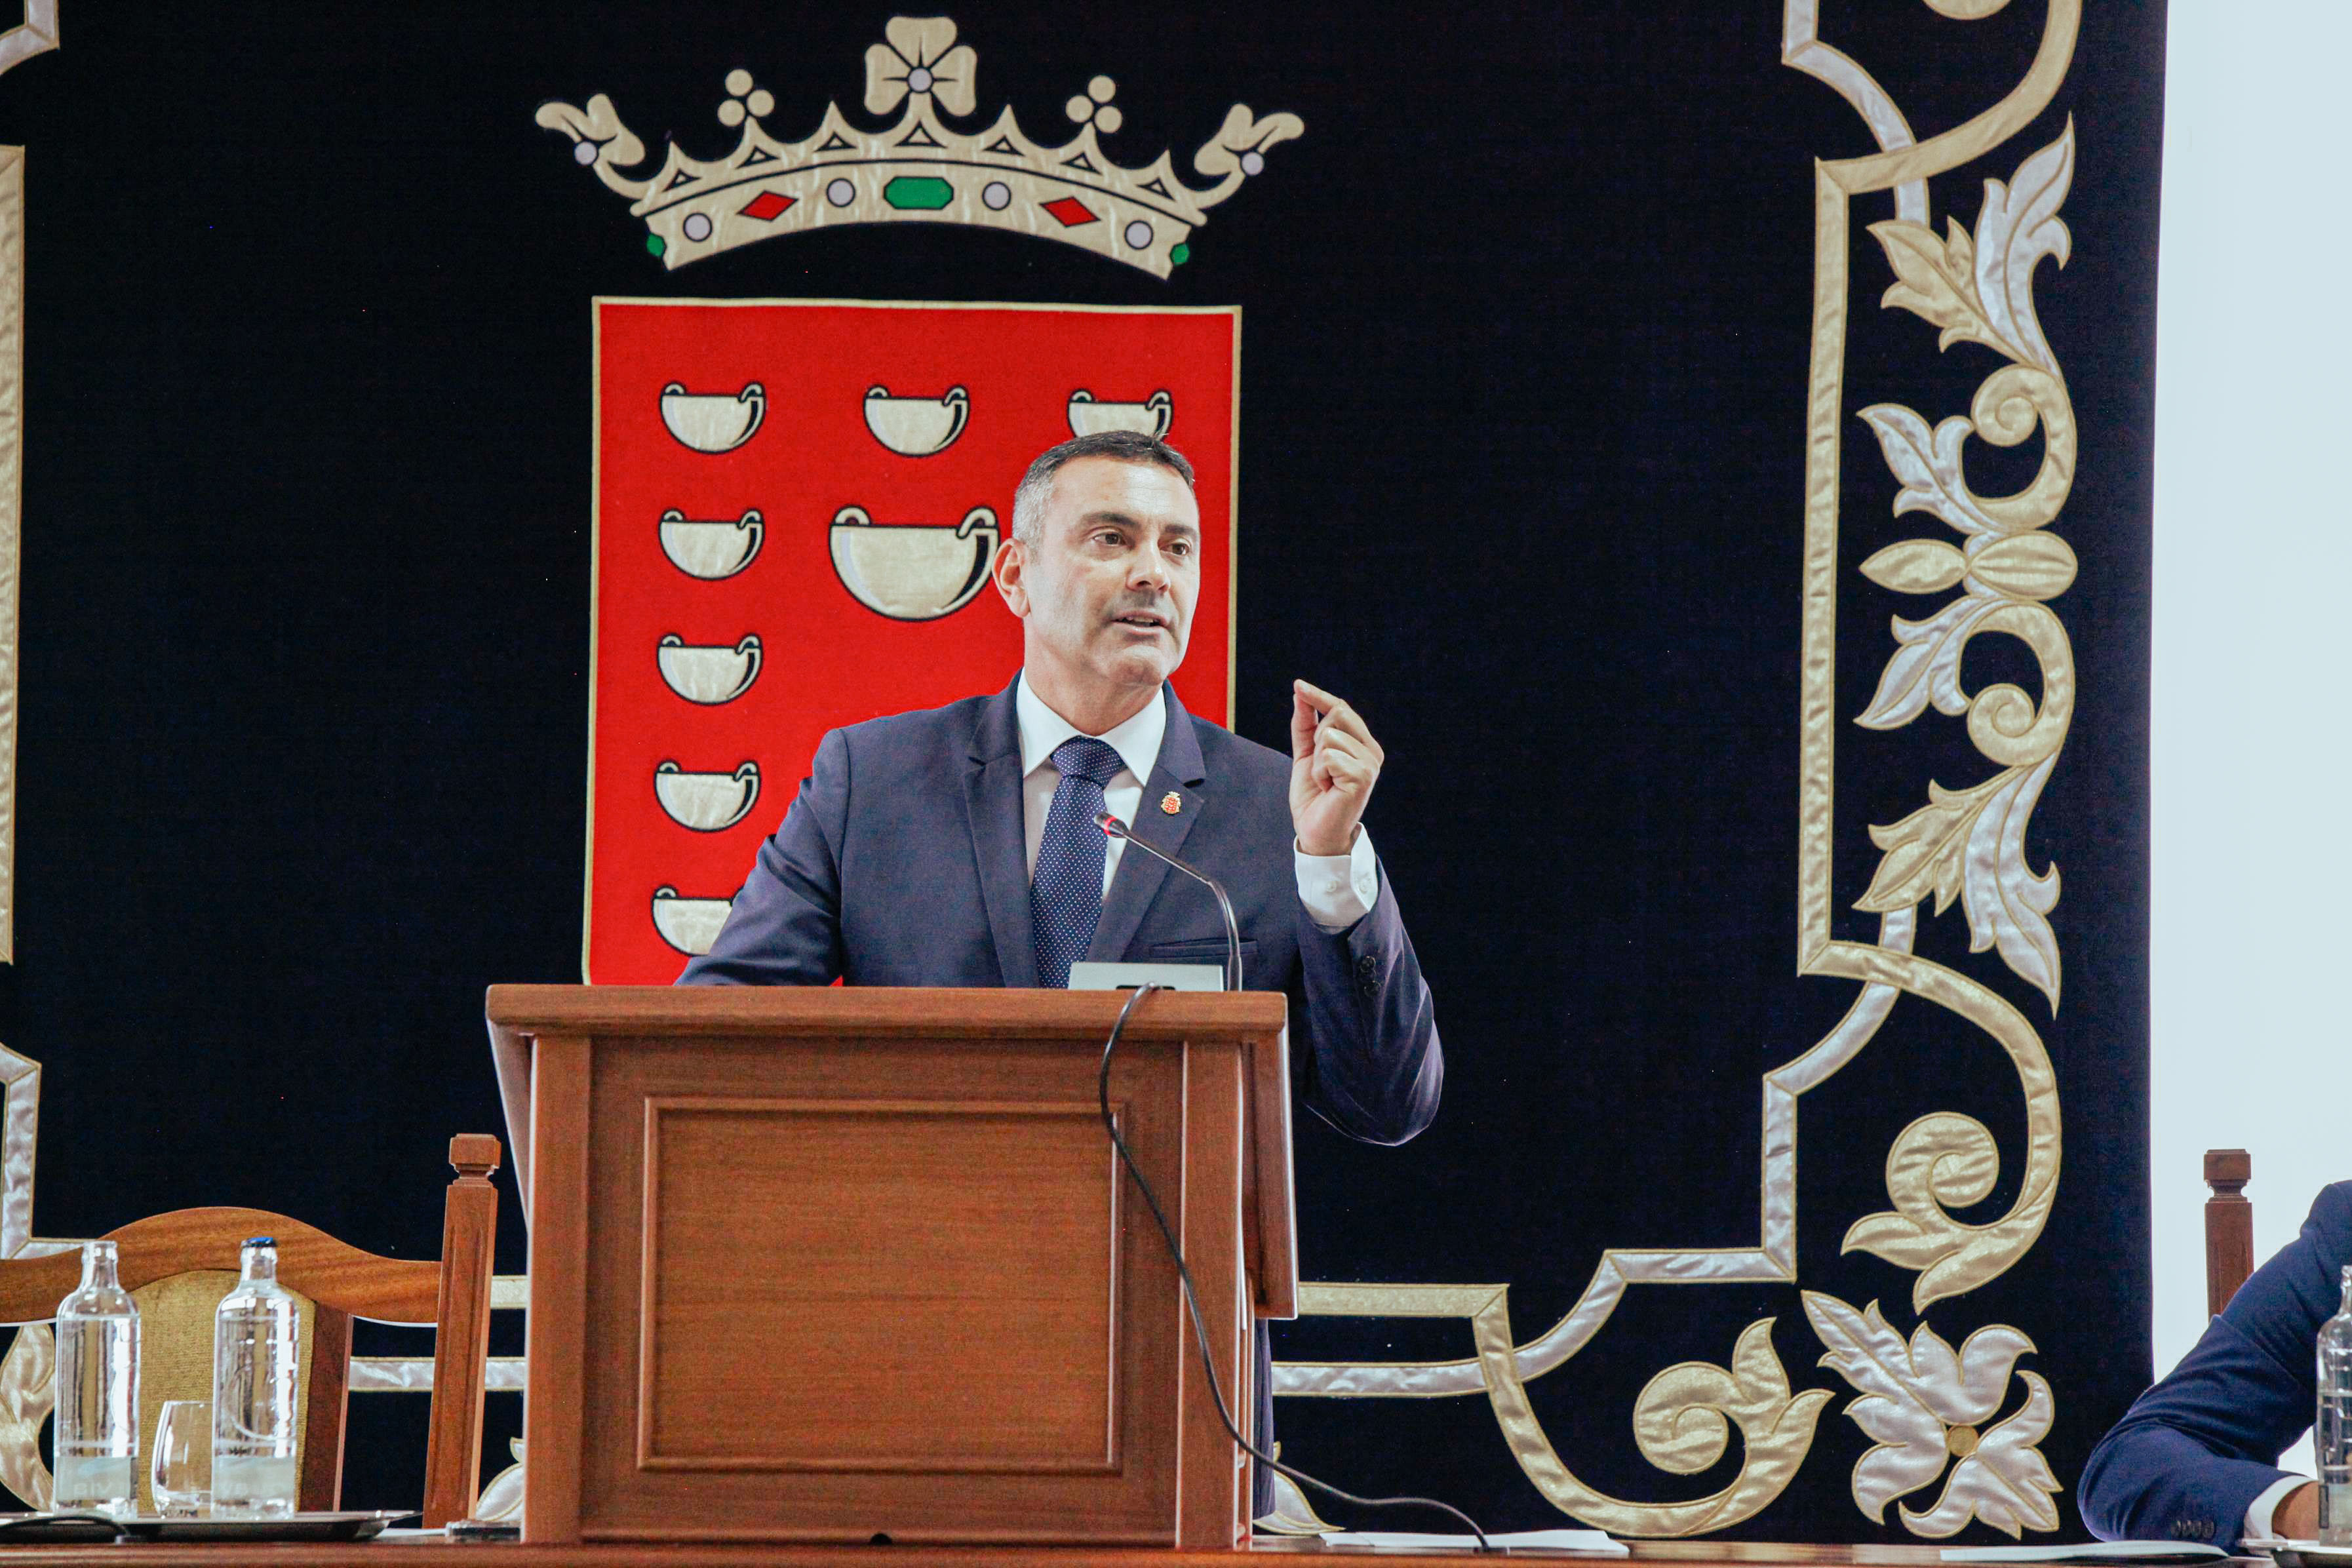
[1094,812,1242,991]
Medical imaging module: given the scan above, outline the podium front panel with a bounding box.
[637,1095,1120,1469]
[573,1030,1184,1542]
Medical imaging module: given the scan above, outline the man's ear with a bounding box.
[992,537,1030,617]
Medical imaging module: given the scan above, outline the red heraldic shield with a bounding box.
[587,299,1240,983]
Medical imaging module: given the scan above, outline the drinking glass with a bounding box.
[150,1400,211,1518]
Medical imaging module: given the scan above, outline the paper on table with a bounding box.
[1320,1528,1627,1554]
[1940,1544,2231,1563]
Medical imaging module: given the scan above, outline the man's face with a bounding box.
[996,456,1202,707]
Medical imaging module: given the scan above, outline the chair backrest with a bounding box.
[2203,1147,2254,1314]
[0,1134,498,1525]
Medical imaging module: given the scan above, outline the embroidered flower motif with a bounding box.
[1066,75,1122,135]
[863,17,977,118]
[1803,1292,2061,1539]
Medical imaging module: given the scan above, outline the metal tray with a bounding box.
[0,1509,414,1542]
[2244,1539,2352,1568]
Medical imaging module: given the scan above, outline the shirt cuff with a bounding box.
[1295,826,1380,934]
[2246,1474,2309,1544]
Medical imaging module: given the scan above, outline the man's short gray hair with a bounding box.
[1009,430,1197,547]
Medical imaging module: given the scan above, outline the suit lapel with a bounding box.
[963,680,1040,988]
[1088,686,1209,964]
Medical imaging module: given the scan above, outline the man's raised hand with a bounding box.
[1289,678,1384,857]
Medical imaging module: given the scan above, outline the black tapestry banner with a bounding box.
[0,1,2159,1540]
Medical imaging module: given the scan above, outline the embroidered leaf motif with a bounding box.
[1856,593,2001,731]
[1962,757,2061,1008]
[1901,1372,2064,1539]
[1858,775,2005,917]
[1869,215,2011,359]
[1858,761,2061,1009]
[1858,404,2002,538]
[1860,539,1969,595]
[1969,532,2077,601]
[1970,122,2075,376]
[1867,121,2074,376]
[1804,1293,1949,1519]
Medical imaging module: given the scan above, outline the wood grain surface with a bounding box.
[0,1537,1965,1565]
[633,1096,1120,1472]
[1175,1040,1247,1550]
[422,1135,502,1527]
[499,987,1306,1548]
[568,1029,1188,1543]
[0,1208,441,1326]
[522,1035,594,1545]
[488,984,1287,1041]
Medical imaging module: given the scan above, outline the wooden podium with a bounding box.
[485,985,1295,1550]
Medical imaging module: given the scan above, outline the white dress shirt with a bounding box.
[2244,1474,2307,1544]
[1014,673,1379,933]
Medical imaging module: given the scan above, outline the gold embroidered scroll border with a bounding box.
[0,4,58,80]
[0,146,22,965]
[1269,0,2083,1539]
[0,141,38,1510]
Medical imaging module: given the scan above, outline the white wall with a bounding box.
[2151,0,2352,1387]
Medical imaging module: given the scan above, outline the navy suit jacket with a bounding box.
[2081,1181,2352,1546]
[677,677,1443,1147]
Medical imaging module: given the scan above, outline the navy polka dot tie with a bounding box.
[1032,737,1127,988]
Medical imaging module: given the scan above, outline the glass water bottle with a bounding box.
[210,1237,300,1518]
[2319,1263,2352,1544]
[53,1240,140,1515]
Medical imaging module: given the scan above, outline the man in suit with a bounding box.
[678,429,1445,1516]
[2082,1181,2352,1546]
[678,427,1441,1144]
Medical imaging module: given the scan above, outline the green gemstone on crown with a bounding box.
[883,176,954,211]
[646,233,667,258]
[1170,243,1190,266]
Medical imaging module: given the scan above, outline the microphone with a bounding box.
[1094,811,1243,992]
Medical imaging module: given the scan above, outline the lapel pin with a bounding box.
[1160,791,1183,815]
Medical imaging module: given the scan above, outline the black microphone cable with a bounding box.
[1095,981,1494,1550]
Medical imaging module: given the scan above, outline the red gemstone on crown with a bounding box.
[1041,196,1098,227]
[740,191,796,222]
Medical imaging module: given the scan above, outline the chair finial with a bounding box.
[2204,1147,2250,1194]
[448,1135,501,1181]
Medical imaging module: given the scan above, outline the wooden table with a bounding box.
[0,1539,1973,1565]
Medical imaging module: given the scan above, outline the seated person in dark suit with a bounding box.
[2081,1181,2351,1546]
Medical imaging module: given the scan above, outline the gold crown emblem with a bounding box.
[537,16,1303,279]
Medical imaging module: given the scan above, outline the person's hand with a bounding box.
[2275,1481,2319,1541]
[1289,679,1383,857]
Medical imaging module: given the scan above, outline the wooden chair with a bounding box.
[0,1133,498,1525]
[2204,1147,2254,1314]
